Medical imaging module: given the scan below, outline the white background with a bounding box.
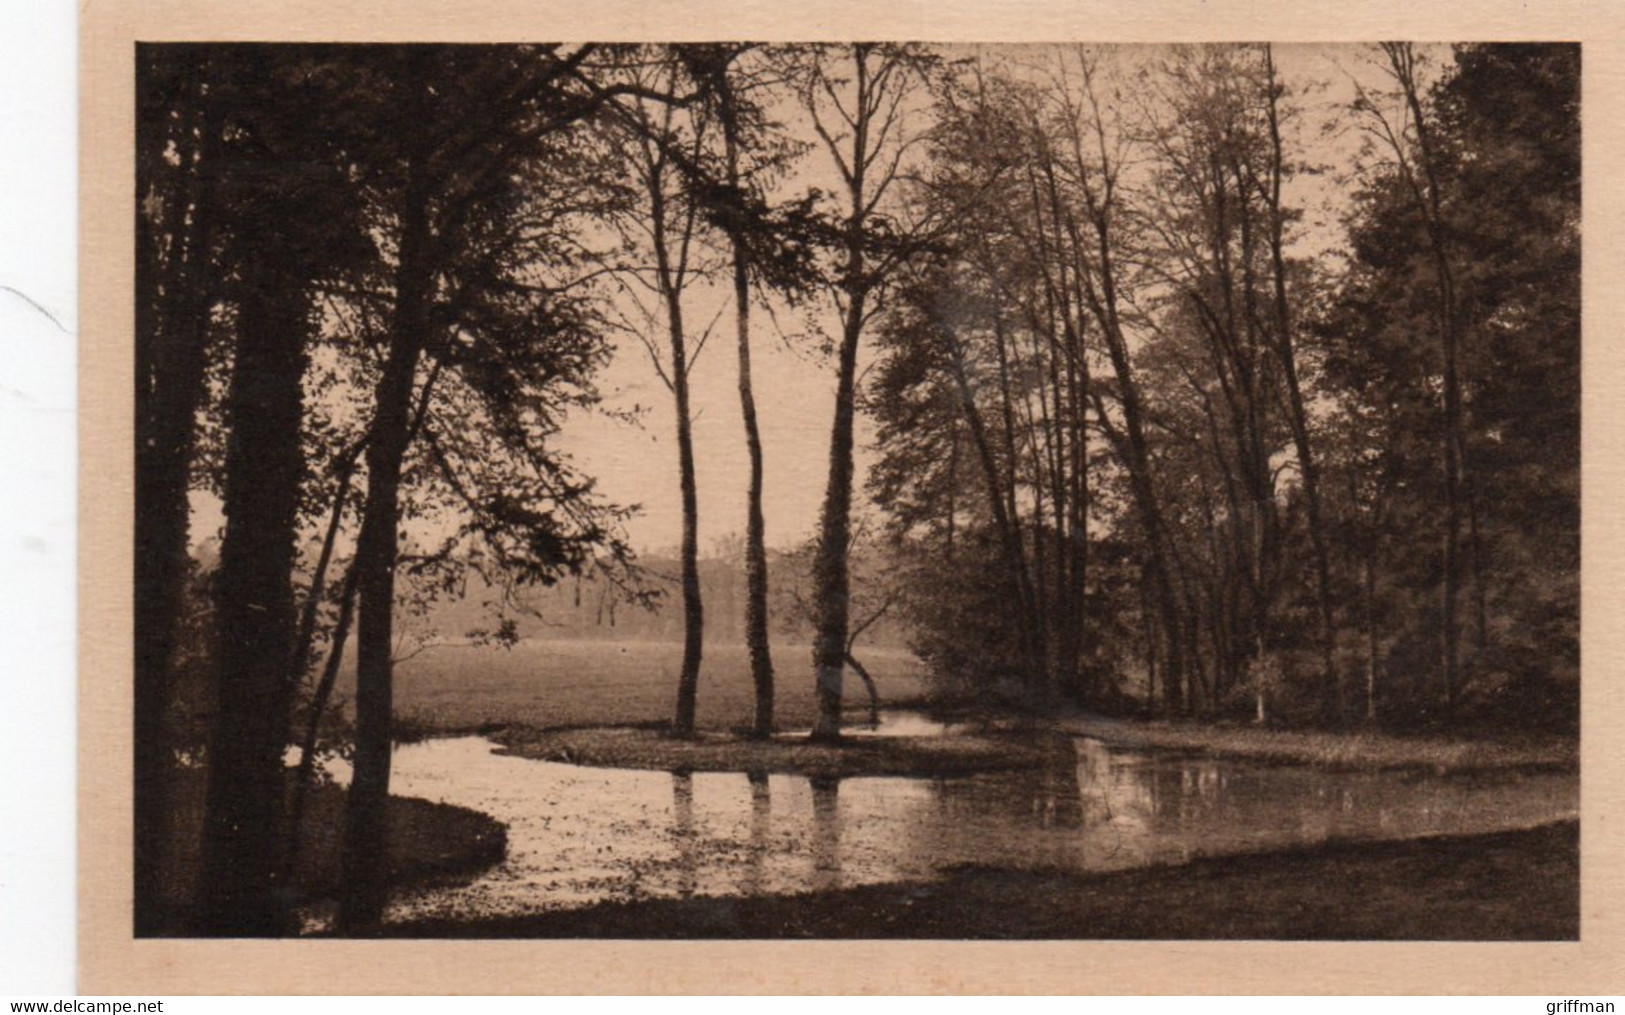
[1,0,79,996]
[0,4,1614,1005]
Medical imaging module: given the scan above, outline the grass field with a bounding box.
[368,638,929,734]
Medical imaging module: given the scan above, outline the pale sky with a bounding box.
[551,43,1415,557]
[554,295,871,555]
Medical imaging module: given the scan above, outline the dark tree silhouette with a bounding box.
[798,43,935,741]
[191,45,374,935]
[134,43,224,934]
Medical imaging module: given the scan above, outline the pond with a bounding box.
[324,715,1579,928]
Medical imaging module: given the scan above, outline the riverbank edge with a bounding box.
[430,702,1574,777]
[1055,710,1578,773]
[374,820,1579,940]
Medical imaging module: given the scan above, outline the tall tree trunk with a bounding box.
[1364,549,1379,723]
[668,279,705,735]
[628,79,709,737]
[1068,346,1089,699]
[1262,45,1340,723]
[811,291,864,741]
[638,132,707,736]
[737,265,774,737]
[133,56,220,933]
[944,418,959,561]
[196,266,311,936]
[1231,152,1281,720]
[810,48,876,743]
[1385,43,1466,712]
[719,76,775,736]
[1034,163,1081,702]
[337,153,433,933]
[285,440,364,694]
[1056,202,1099,703]
[285,554,359,877]
[991,312,1046,683]
[1466,470,1489,648]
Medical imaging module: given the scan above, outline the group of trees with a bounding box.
[868,43,1578,728]
[135,41,1578,937]
[137,41,939,936]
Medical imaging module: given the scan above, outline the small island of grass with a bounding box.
[491,722,1060,778]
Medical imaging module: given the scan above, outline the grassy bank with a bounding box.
[493,725,1058,778]
[367,637,1574,776]
[1057,711,1577,773]
[382,821,1578,940]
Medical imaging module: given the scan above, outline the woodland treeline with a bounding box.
[135,43,1577,937]
[378,541,911,648]
[869,44,1578,730]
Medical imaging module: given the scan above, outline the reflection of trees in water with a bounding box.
[923,735,1088,831]
[1034,733,1084,829]
[671,771,697,898]
[743,769,770,896]
[733,740,1522,886]
[809,776,842,893]
[1069,740,1488,863]
[1073,739,1231,865]
[1174,763,1229,824]
[644,738,1573,908]
[1071,739,1146,866]
[1076,742,1228,815]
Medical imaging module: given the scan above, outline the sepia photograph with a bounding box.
[73,0,1625,987]
[125,38,1580,942]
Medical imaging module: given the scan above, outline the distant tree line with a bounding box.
[406,539,911,650]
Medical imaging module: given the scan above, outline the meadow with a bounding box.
[371,638,930,735]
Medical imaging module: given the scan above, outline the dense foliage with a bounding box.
[868,44,1578,729]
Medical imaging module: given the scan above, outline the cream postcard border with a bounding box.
[79,0,1625,993]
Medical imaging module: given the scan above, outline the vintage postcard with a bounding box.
[80,0,1625,994]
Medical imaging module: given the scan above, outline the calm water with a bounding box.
[328,715,1578,926]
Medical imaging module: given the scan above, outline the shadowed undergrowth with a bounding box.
[147,769,507,936]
